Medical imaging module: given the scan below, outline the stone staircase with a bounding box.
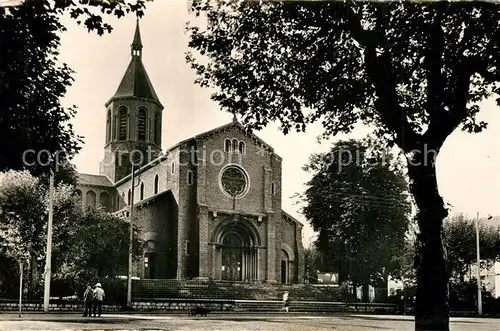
[233,300,396,314]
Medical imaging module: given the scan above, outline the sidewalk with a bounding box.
[0,313,143,322]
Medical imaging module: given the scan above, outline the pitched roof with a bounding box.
[77,173,113,187]
[112,119,281,187]
[108,56,161,105]
[113,190,173,215]
[172,119,277,156]
[106,20,161,107]
[131,19,142,51]
[282,210,304,227]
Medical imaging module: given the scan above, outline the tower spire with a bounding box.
[131,18,143,58]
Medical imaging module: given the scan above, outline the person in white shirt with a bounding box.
[282,291,290,313]
[92,283,105,317]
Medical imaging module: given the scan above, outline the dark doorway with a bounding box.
[281,260,287,284]
[221,233,243,281]
[144,253,156,279]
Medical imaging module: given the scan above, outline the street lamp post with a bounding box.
[126,163,136,310]
[475,212,493,316]
[43,168,55,313]
[475,211,482,316]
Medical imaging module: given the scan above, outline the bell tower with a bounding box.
[100,19,163,182]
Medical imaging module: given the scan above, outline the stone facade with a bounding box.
[75,21,304,284]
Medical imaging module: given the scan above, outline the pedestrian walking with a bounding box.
[92,282,105,317]
[282,291,290,313]
[82,285,93,317]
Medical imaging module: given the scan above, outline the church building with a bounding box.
[75,21,305,284]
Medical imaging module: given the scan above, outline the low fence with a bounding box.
[0,299,122,313]
[131,279,347,302]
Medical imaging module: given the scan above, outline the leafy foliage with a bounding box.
[301,139,411,289]
[0,0,146,177]
[0,170,143,291]
[303,247,321,283]
[443,214,500,283]
[55,208,143,283]
[186,2,500,327]
[0,171,47,261]
[187,1,497,142]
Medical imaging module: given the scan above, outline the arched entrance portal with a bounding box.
[281,249,289,284]
[221,233,243,281]
[213,217,261,282]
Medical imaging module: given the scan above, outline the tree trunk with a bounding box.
[362,281,370,303]
[30,254,38,297]
[407,155,449,331]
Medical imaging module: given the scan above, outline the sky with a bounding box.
[58,1,500,247]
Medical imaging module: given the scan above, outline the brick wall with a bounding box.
[100,97,162,183]
[134,192,178,279]
[75,185,116,212]
[201,126,272,214]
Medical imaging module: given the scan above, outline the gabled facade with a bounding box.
[75,20,304,284]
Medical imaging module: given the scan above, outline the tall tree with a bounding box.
[443,214,500,284]
[0,0,146,177]
[55,208,143,283]
[301,139,411,301]
[0,170,80,295]
[0,170,143,294]
[303,247,321,283]
[186,2,500,329]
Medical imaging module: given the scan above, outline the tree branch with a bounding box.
[424,57,472,150]
[346,4,420,152]
[425,7,446,126]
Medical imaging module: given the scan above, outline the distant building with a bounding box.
[74,20,304,283]
[471,216,500,298]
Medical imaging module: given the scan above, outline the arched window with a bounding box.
[75,189,82,207]
[149,118,153,142]
[238,141,245,154]
[154,174,159,194]
[86,190,96,210]
[99,192,111,212]
[115,194,120,211]
[127,189,131,205]
[113,114,118,140]
[137,108,147,141]
[154,113,161,144]
[232,139,238,152]
[224,139,231,152]
[140,182,144,200]
[187,170,194,185]
[119,107,128,140]
[106,109,111,143]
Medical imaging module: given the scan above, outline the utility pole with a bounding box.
[475,211,482,316]
[126,163,136,309]
[18,260,23,318]
[43,168,55,313]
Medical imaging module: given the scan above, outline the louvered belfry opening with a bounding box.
[119,107,128,140]
[138,107,147,141]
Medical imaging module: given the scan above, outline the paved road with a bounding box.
[0,313,498,330]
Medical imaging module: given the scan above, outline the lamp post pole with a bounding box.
[127,163,136,309]
[43,168,55,313]
[475,211,482,316]
[18,260,23,318]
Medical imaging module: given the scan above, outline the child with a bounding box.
[282,291,290,313]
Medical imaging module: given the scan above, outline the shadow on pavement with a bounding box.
[347,315,483,324]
